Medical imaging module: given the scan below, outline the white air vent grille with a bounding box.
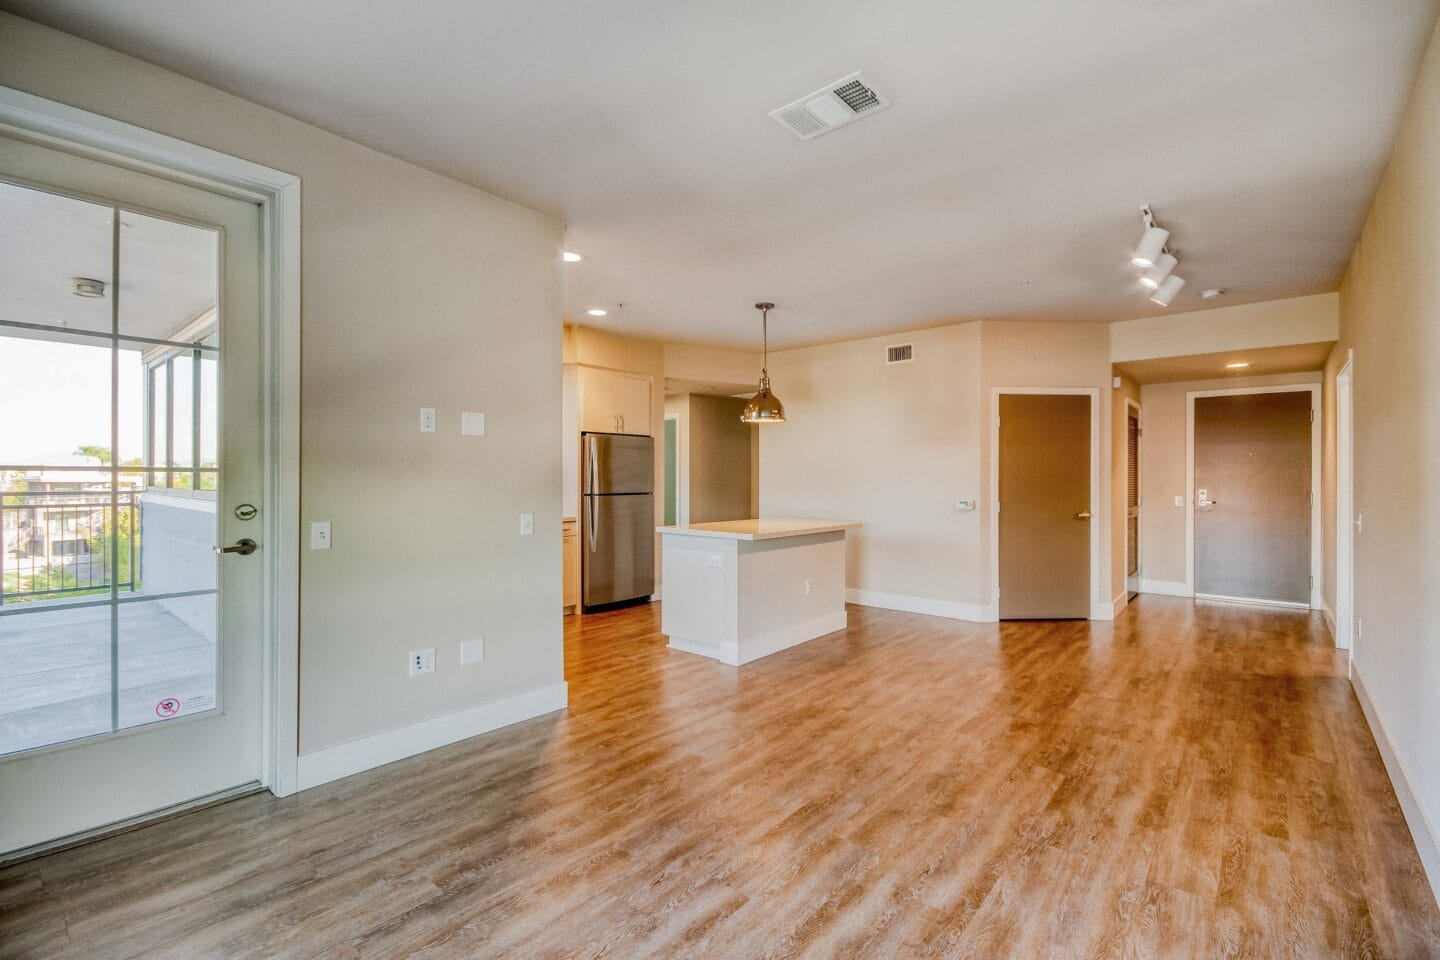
[769,71,891,141]
[886,343,914,364]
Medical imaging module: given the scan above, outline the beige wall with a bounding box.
[1110,293,1339,363]
[0,14,566,755]
[1326,14,1440,885]
[684,394,755,524]
[1137,372,1321,589]
[761,322,987,613]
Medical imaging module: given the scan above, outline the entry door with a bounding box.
[1194,391,1312,605]
[998,394,1091,619]
[1126,408,1141,594]
[0,135,264,854]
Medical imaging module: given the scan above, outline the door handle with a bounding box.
[1075,511,1092,521]
[215,538,258,556]
[588,498,598,552]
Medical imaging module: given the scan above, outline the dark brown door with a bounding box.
[999,394,1091,619]
[1194,391,1312,604]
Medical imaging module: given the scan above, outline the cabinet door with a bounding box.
[617,374,651,435]
[579,367,622,434]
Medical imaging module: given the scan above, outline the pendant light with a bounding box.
[741,302,786,424]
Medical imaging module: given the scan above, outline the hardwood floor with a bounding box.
[3,597,1438,958]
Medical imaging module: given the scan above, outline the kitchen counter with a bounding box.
[655,518,861,541]
[658,518,860,665]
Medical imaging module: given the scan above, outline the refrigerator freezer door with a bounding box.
[584,433,654,495]
[583,493,655,607]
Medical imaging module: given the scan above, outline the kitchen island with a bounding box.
[657,518,861,665]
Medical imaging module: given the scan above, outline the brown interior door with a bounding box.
[1194,391,1312,604]
[999,394,1091,619]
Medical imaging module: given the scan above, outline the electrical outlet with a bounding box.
[1356,617,1363,640]
[519,513,534,536]
[461,638,485,665]
[409,647,435,676]
[310,521,332,550]
[804,579,812,597]
[419,407,437,433]
[707,554,722,569]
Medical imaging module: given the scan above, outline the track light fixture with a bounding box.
[1149,274,1186,306]
[1132,207,1170,268]
[1139,252,1177,290]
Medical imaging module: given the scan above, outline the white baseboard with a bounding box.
[1109,590,1129,618]
[1351,663,1440,909]
[296,682,568,791]
[846,588,997,623]
[668,610,850,666]
[1138,578,1191,598]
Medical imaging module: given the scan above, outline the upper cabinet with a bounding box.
[579,366,652,436]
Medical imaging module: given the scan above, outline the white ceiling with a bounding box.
[7,0,1435,348]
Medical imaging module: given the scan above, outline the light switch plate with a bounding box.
[461,638,485,665]
[1174,495,1184,507]
[461,411,485,436]
[519,513,534,536]
[310,521,332,550]
[419,407,437,433]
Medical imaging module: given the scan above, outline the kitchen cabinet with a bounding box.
[563,517,579,614]
[579,366,651,436]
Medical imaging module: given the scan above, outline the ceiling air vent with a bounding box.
[769,72,891,142]
[886,343,914,365]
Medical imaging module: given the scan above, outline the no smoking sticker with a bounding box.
[155,697,181,718]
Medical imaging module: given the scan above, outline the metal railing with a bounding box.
[0,487,139,604]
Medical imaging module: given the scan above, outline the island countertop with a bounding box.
[656,518,861,541]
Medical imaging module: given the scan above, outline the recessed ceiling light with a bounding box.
[563,251,583,263]
[1225,362,1250,369]
[587,308,608,317]
[1201,287,1226,300]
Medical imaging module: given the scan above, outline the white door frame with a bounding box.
[1335,353,1355,650]
[990,387,1105,620]
[1125,397,1143,594]
[0,86,303,796]
[1185,383,1322,609]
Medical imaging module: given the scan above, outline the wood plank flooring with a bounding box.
[2,597,1438,958]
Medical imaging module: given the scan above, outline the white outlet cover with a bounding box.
[519,512,534,536]
[419,407,437,433]
[409,647,436,676]
[461,411,485,436]
[461,638,485,665]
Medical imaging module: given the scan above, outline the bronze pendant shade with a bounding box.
[741,302,786,424]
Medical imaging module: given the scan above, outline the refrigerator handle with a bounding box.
[587,434,598,496]
[588,495,598,553]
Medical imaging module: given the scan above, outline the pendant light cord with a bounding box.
[762,305,769,379]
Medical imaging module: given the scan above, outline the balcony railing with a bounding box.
[1,486,139,604]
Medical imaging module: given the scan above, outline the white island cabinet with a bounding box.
[657,519,861,665]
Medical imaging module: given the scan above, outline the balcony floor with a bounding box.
[0,600,216,755]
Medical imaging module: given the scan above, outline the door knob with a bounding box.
[1075,510,1092,520]
[215,538,258,556]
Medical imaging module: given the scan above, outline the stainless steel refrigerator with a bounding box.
[582,433,655,609]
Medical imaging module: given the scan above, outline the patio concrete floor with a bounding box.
[0,599,215,755]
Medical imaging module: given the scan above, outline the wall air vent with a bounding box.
[769,72,892,141]
[886,343,914,365]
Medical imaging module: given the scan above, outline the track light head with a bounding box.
[1139,253,1178,290]
[1132,226,1170,268]
[1149,274,1186,307]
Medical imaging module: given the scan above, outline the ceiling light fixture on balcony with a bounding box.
[741,302,786,424]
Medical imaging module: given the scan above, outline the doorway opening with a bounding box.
[1335,356,1354,650]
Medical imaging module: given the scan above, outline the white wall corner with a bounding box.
[295,682,568,791]
[1351,663,1440,910]
[846,588,998,623]
[1138,578,1192,598]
